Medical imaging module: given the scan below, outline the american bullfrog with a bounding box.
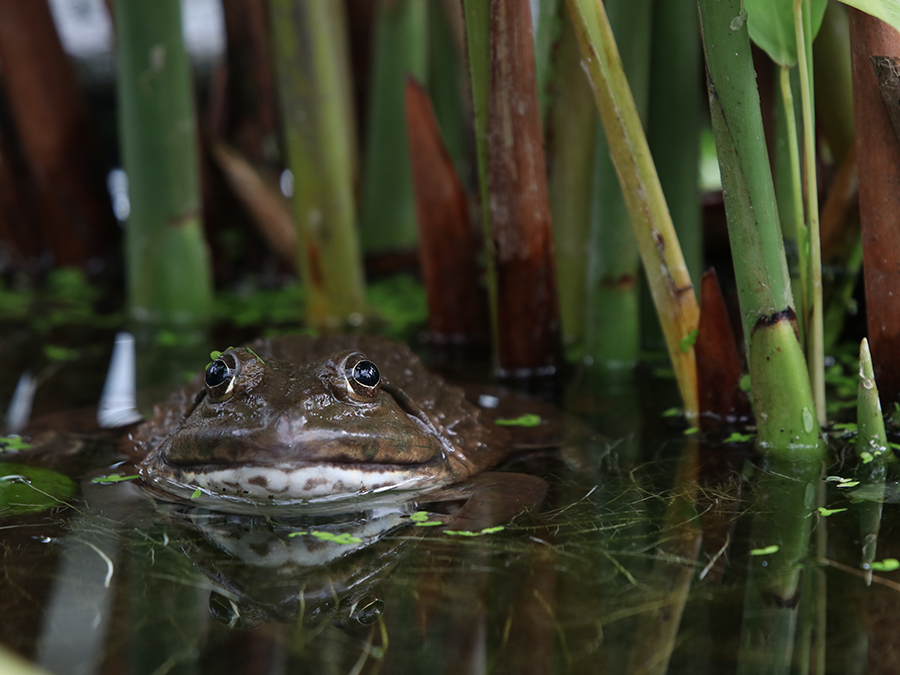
[130,335,519,510]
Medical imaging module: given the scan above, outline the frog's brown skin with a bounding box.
[130,335,515,509]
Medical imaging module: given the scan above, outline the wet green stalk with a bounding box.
[567,0,700,418]
[794,0,826,426]
[545,11,597,358]
[359,0,428,255]
[699,0,821,455]
[269,0,366,328]
[583,0,651,372]
[115,0,212,326]
[856,338,887,584]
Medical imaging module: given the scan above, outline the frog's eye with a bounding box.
[345,357,380,400]
[353,360,380,387]
[205,354,237,401]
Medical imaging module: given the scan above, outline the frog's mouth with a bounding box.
[141,454,449,508]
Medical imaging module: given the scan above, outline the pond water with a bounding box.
[1,331,898,675]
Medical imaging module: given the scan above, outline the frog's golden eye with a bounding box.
[344,356,380,400]
[205,353,237,401]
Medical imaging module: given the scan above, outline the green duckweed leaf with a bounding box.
[444,525,505,537]
[0,463,77,515]
[90,474,140,484]
[1,436,32,453]
[817,506,847,517]
[495,414,542,428]
[311,531,363,545]
[869,558,900,572]
[750,545,780,556]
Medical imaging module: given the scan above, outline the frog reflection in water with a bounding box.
[132,335,524,510]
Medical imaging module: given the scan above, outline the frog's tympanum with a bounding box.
[130,336,513,510]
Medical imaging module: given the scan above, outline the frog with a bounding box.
[129,335,525,511]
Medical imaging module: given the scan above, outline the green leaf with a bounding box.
[662,407,682,418]
[723,431,755,443]
[495,414,542,427]
[90,474,140,484]
[310,531,363,545]
[444,526,505,537]
[817,506,847,516]
[684,426,699,435]
[750,544,780,555]
[0,463,77,515]
[0,436,32,452]
[745,0,827,67]
[190,488,201,499]
[837,0,900,36]
[679,328,699,353]
[869,558,900,572]
[43,345,80,362]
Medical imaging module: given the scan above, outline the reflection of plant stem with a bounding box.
[794,0,825,425]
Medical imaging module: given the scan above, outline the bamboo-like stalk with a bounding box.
[566,0,699,418]
[269,0,366,328]
[359,0,428,255]
[794,0,826,426]
[856,338,887,585]
[698,0,822,454]
[545,10,597,358]
[115,0,213,326]
[582,0,650,371]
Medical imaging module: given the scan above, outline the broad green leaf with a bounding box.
[838,0,900,35]
[0,463,77,515]
[746,0,827,66]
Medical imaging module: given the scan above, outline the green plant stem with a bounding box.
[269,0,366,328]
[583,0,650,371]
[115,0,213,326]
[794,0,826,426]
[779,67,808,345]
[545,10,597,358]
[567,0,699,418]
[359,0,428,255]
[699,0,822,455]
